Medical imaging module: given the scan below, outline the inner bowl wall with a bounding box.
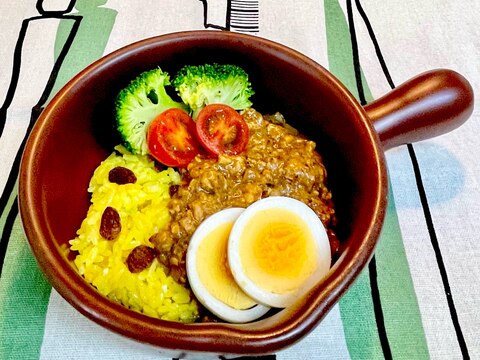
[19,31,386,352]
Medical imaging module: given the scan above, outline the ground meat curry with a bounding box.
[151,108,337,284]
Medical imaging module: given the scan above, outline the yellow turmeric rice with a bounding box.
[69,145,199,322]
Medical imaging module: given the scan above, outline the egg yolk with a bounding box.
[239,208,318,294]
[196,222,257,310]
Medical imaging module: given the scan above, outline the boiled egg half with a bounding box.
[228,196,331,308]
[186,207,270,323]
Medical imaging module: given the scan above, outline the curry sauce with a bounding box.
[151,108,337,284]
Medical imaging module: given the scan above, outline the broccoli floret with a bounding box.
[115,68,188,155]
[173,63,254,118]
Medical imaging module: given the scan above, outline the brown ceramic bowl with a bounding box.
[18,31,473,357]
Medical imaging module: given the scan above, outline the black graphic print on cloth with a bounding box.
[0,0,81,276]
[348,0,470,358]
[199,0,259,32]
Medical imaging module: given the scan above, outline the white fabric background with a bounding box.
[1,1,478,359]
[341,0,480,358]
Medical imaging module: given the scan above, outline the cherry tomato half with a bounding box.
[195,104,249,156]
[147,108,201,168]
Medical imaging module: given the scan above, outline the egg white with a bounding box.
[228,196,331,308]
[186,207,270,323]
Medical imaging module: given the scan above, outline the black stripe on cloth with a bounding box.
[406,145,470,358]
[0,18,29,138]
[230,8,258,13]
[0,13,81,138]
[369,257,393,359]
[346,0,367,105]
[172,356,276,360]
[345,0,393,358]
[0,125,26,277]
[198,0,259,33]
[230,0,259,33]
[219,356,276,360]
[36,0,76,16]
[354,0,470,357]
[0,107,41,278]
[199,0,228,30]
[230,0,258,7]
[0,14,82,277]
[353,0,394,89]
[0,197,18,276]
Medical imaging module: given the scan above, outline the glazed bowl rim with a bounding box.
[18,30,387,354]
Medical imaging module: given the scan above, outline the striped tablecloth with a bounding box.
[1,1,479,359]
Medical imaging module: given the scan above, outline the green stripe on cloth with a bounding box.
[0,183,19,235]
[377,184,430,358]
[324,0,429,358]
[0,187,51,360]
[50,4,118,100]
[1,4,118,359]
[324,0,367,100]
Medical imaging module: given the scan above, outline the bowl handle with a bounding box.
[364,69,474,151]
